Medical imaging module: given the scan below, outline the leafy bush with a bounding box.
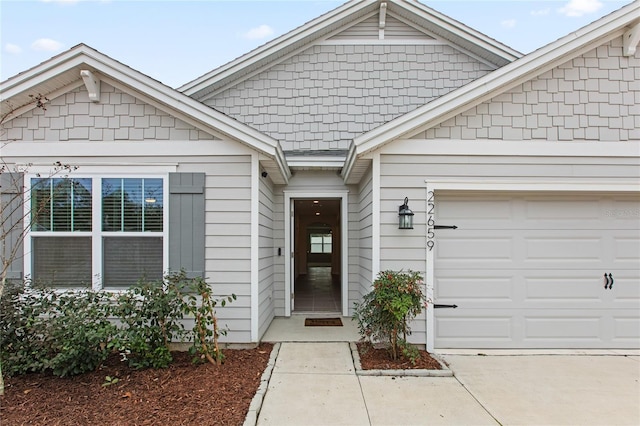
[0,282,115,377]
[0,281,53,376]
[111,272,190,369]
[0,272,236,377]
[353,270,426,362]
[45,290,116,377]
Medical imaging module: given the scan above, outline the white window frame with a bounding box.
[24,173,169,290]
[309,232,332,254]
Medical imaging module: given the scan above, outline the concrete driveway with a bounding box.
[254,343,640,426]
[442,353,640,425]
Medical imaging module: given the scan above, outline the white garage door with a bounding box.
[434,192,640,349]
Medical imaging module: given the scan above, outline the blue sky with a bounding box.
[0,0,633,88]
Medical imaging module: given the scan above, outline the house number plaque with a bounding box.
[427,191,435,251]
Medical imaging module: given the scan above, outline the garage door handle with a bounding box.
[604,273,614,290]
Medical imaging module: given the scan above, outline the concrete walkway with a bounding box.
[256,342,640,426]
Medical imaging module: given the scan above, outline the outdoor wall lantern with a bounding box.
[398,197,414,229]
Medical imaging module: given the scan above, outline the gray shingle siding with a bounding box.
[1,83,217,142]
[416,37,640,141]
[205,44,494,151]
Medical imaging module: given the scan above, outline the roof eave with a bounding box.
[1,44,292,184]
[179,0,379,97]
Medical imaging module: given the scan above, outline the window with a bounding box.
[310,233,332,254]
[31,178,92,287]
[28,176,166,289]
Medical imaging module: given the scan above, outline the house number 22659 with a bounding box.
[427,191,435,251]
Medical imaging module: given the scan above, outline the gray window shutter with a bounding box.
[1,172,24,281]
[169,173,205,278]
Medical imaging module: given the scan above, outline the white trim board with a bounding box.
[423,179,640,352]
[381,140,640,158]
[283,190,349,317]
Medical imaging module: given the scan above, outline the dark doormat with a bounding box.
[305,317,343,327]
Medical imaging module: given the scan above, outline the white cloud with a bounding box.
[558,0,603,17]
[5,43,23,54]
[501,19,517,29]
[530,8,551,17]
[243,24,274,40]
[31,38,64,52]
[40,0,81,4]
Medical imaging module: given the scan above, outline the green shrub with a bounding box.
[111,272,190,369]
[353,270,426,362]
[45,290,116,377]
[0,281,53,376]
[0,271,236,377]
[0,282,115,377]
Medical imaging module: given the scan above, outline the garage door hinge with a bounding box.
[434,304,458,309]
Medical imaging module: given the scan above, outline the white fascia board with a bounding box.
[340,143,358,182]
[179,0,378,95]
[274,145,292,184]
[354,1,639,156]
[0,45,91,95]
[287,156,347,169]
[2,80,84,121]
[382,139,640,158]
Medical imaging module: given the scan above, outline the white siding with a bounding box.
[329,14,434,41]
[156,156,255,343]
[356,165,374,303]
[379,154,640,345]
[2,92,257,342]
[258,170,276,339]
[329,14,379,40]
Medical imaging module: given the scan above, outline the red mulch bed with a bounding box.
[1,343,273,426]
[357,341,442,370]
[2,341,442,425]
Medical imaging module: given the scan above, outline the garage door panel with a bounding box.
[436,269,610,308]
[437,232,613,270]
[436,198,512,222]
[436,236,513,263]
[612,315,640,342]
[523,275,604,305]
[608,271,640,306]
[523,315,603,341]
[436,276,515,304]
[436,315,513,341]
[613,233,640,265]
[523,199,602,224]
[434,192,640,349]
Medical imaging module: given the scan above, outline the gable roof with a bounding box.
[0,44,290,184]
[179,0,521,100]
[342,0,640,183]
